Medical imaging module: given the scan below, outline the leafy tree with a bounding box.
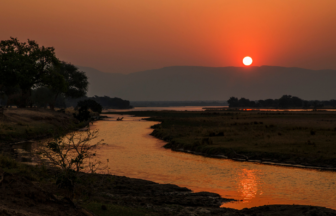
[31,87,54,108]
[238,97,251,107]
[0,37,59,107]
[264,99,276,107]
[76,99,102,114]
[65,95,132,109]
[0,85,21,107]
[91,95,131,109]
[73,106,91,122]
[47,62,88,110]
[278,95,304,108]
[227,97,239,108]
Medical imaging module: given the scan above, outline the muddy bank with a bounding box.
[163,140,336,171]
[87,173,336,215]
[1,167,336,216]
[104,110,336,171]
[162,139,336,172]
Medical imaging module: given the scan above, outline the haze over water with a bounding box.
[90,114,336,210]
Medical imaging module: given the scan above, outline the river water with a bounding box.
[89,113,336,210]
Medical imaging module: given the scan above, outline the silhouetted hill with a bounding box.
[77,66,336,101]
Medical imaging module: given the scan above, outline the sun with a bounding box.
[243,56,253,66]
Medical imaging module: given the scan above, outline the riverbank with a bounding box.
[2,109,336,215]
[106,110,336,170]
[1,154,336,216]
[0,108,84,142]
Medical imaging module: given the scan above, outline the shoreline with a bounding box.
[2,110,336,215]
[162,143,336,172]
[109,110,336,172]
[0,108,104,166]
[2,161,336,215]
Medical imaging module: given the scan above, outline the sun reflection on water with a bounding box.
[87,114,336,210]
[238,169,262,202]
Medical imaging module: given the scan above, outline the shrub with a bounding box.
[73,106,91,122]
[76,99,102,114]
[36,129,104,197]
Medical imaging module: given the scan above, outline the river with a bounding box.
[88,113,336,210]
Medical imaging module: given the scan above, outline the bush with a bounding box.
[36,129,104,197]
[73,106,91,122]
[76,99,102,114]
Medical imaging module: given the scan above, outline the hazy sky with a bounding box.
[1,0,336,74]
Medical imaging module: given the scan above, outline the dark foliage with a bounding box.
[76,99,102,114]
[67,96,132,109]
[73,106,91,122]
[0,38,88,109]
[91,95,132,109]
[0,37,59,107]
[227,95,336,109]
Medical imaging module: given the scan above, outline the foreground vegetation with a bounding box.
[3,154,336,216]
[0,154,159,216]
[0,108,86,143]
[0,108,157,215]
[109,110,336,168]
[2,109,336,215]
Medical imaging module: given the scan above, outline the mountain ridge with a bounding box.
[77,66,336,101]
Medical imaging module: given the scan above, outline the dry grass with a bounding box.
[0,108,81,142]
[117,110,336,166]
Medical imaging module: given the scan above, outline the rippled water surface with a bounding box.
[90,114,336,210]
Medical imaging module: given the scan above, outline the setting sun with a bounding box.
[243,56,253,66]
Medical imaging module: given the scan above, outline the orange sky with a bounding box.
[1,0,336,73]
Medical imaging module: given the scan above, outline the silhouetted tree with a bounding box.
[278,95,304,108]
[73,106,91,122]
[66,96,132,109]
[76,99,102,114]
[264,99,276,107]
[238,98,251,107]
[31,87,54,108]
[0,37,59,107]
[46,62,88,110]
[227,97,239,107]
[228,95,309,108]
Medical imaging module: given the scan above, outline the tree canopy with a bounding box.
[52,62,88,98]
[66,96,132,109]
[0,37,59,107]
[43,62,88,110]
[0,38,89,109]
[227,95,334,109]
[76,99,102,114]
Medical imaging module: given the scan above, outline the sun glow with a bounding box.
[243,56,253,66]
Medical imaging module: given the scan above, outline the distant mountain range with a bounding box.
[77,66,336,101]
